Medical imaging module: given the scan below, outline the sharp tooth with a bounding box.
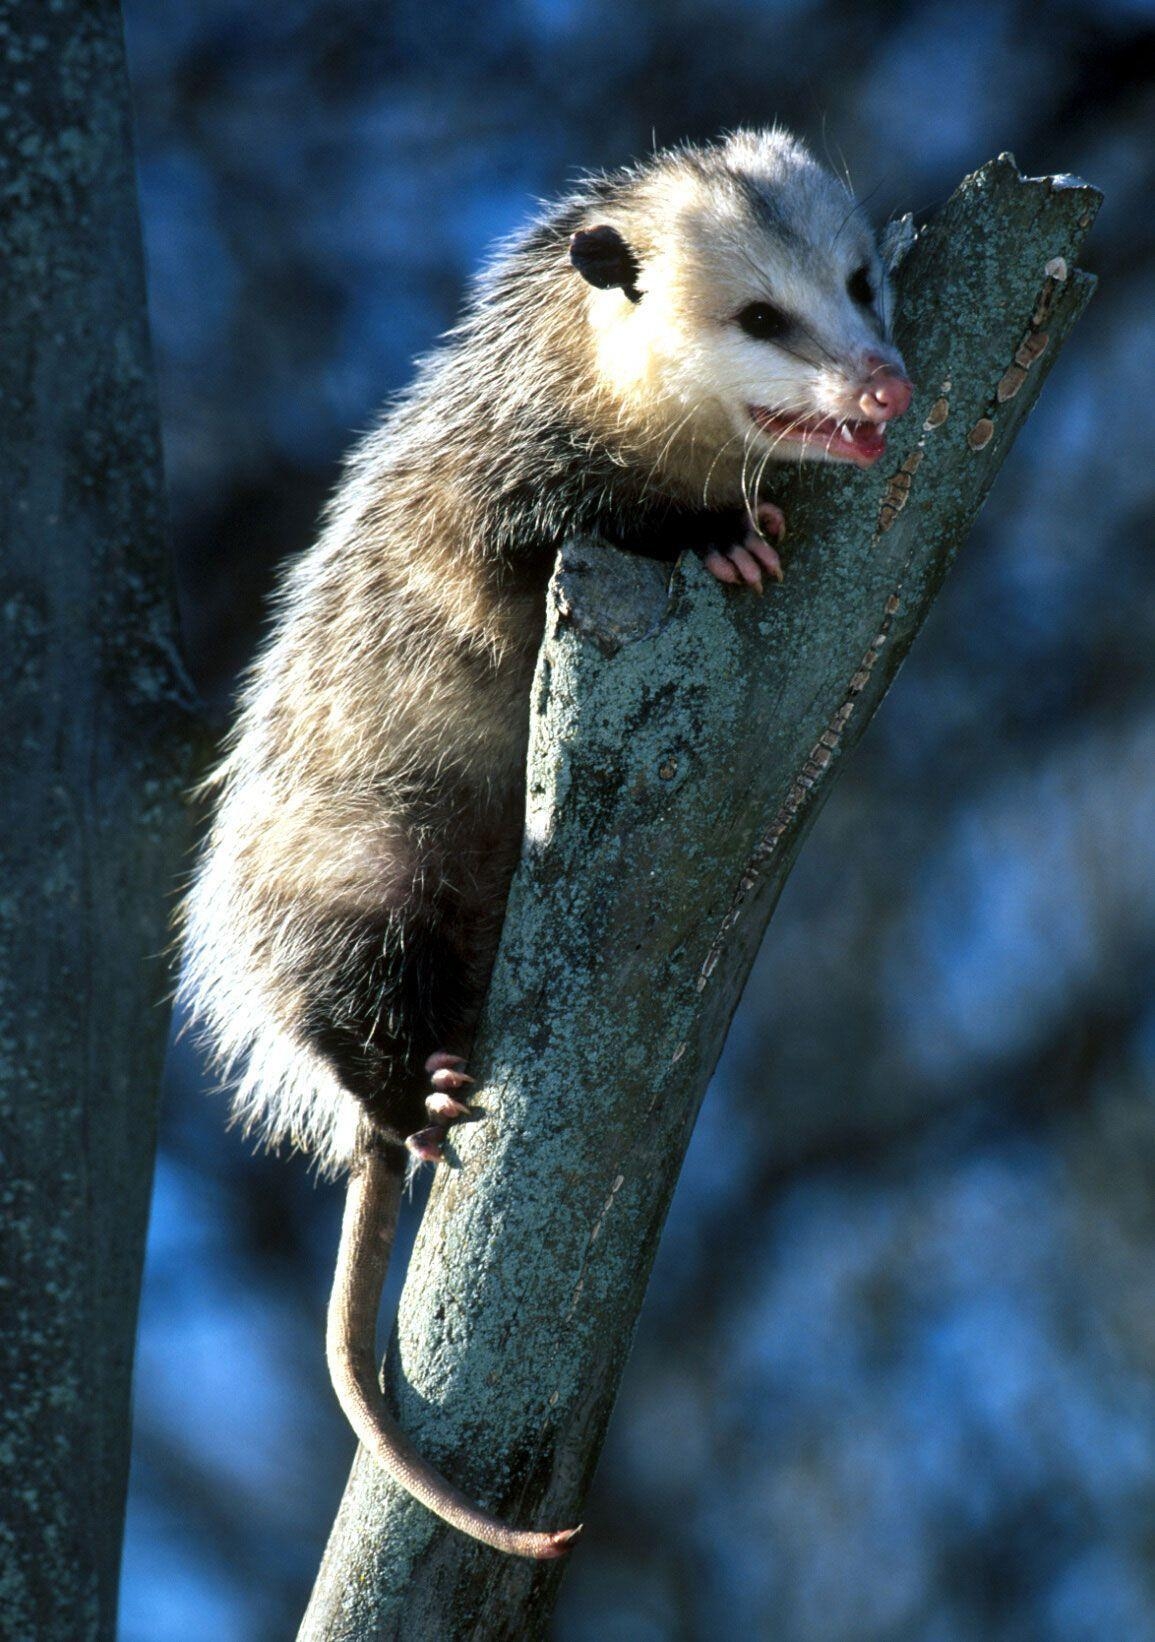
[840,424,855,444]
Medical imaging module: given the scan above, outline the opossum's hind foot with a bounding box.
[703,502,785,593]
[406,1051,477,1162]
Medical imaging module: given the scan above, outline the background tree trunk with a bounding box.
[298,155,1099,1641]
[0,2,197,1636]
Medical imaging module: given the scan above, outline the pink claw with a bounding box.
[431,1067,474,1093]
[426,1092,471,1123]
[425,1051,467,1073]
[726,544,765,591]
[742,532,783,582]
[703,549,741,585]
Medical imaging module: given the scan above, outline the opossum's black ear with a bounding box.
[569,225,642,304]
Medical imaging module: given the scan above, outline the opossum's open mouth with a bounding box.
[749,407,888,469]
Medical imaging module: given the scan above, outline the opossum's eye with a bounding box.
[847,266,874,306]
[737,301,790,342]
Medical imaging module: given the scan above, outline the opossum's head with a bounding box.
[569,129,913,483]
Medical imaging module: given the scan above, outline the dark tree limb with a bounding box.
[0,3,197,1636]
[300,157,1100,1640]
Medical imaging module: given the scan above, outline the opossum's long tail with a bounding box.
[326,1140,583,1560]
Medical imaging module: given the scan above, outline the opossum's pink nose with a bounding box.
[857,355,913,423]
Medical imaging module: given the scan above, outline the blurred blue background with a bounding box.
[116,1,1155,1636]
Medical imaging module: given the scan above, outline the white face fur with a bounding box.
[582,130,912,484]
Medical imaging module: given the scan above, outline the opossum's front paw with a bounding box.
[703,503,785,593]
[405,1052,475,1163]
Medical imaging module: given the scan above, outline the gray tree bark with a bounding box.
[0,3,197,1637]
[300,157,1100,1640]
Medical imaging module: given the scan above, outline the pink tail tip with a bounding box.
[536,1524,583,1560]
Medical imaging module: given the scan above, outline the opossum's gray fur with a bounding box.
[181,127,902,1177]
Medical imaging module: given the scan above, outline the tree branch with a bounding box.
[0,3,197,1636]
[299,156,1100,1641]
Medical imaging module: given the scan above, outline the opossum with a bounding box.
[180,127,913,1559]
